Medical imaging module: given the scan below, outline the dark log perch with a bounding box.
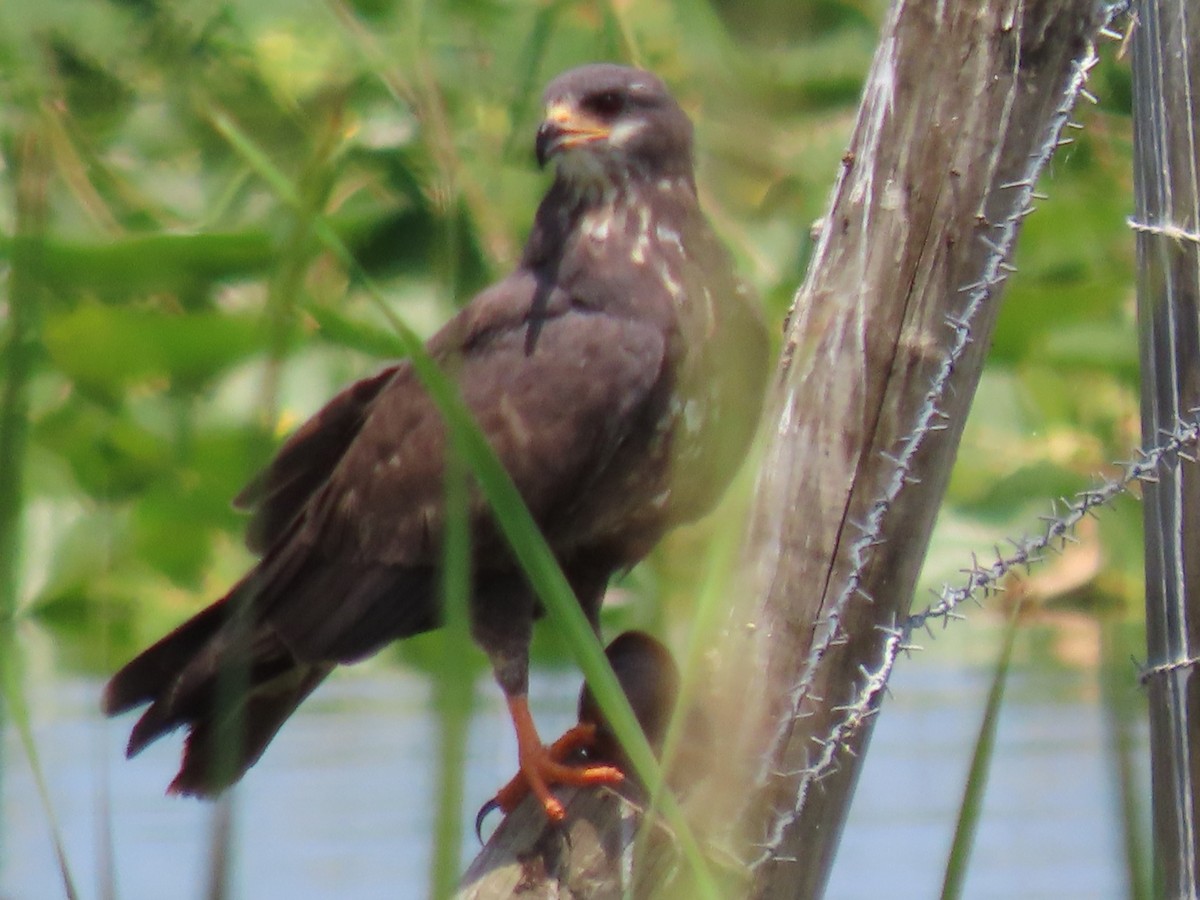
[457,788,683,900]
[457,1,1121,897]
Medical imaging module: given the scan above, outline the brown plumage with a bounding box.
[103,63,768,815]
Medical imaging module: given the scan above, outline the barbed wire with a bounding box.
[909,413,1200,632]
[1127,218,1200,246]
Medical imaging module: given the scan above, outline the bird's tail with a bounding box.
[102,579,330,797]
[102,596,233,720]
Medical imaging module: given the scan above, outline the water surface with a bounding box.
[2,620,1149,899]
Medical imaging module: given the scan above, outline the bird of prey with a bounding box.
[103,62,769,822]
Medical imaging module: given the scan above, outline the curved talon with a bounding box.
[475,797,502,843]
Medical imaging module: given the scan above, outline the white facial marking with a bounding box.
[608,118,646,147]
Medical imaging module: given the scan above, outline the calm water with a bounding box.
[1,621,1150,899]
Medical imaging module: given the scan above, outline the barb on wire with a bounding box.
[750,399,1200,871]
[1127,217,1200,246]
[909,413,1200,633]
[1139,654,1200,685]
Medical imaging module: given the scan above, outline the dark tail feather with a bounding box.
[101,597,232,717]
[121,643,298,759]
[166,664,331,797]
[102,566,332,795]
[102,534,430,795]
[106,595,330,795]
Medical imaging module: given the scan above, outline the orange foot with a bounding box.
[477,696,624,836]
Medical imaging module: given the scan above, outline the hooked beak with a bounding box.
[536,101,610,168]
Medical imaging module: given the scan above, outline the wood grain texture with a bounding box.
[710,3,1113,897]
[710,1,1117,897]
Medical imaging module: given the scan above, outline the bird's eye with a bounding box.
[584,90,625,119]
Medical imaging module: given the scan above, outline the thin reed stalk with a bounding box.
[1129,0,1200,893]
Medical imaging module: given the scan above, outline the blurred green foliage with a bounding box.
[0,0,1139,673]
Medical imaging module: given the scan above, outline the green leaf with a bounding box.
[306,302,409,358]
[43,305,271,392]
[962,462,1088,520]
[132,485,220,584]
[34,401,171,500]
[1038,321,1139,382]
[0,232,275,296]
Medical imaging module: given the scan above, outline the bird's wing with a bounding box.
[310,279,668,566]
[245,274,667,662]
[235,365,401,554]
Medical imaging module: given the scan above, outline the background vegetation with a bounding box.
[0,0,1146,895]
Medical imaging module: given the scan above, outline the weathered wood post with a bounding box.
[713,4,1117,897]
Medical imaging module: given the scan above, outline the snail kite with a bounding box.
[102,63,769,821]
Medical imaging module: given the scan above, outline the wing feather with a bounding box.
[241,276,666,662]
[236,365,401,553]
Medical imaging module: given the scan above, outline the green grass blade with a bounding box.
[1101,620,1152,900]
[940,604,1022,900]
[0,122,80,900]
[501,3,562,159]
[0,129,44,623]
[429,435,474,899]
[203,796,237,900]
[211,108,722,899]
[1,631,81,900]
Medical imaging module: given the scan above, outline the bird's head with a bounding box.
[536,64,694,189]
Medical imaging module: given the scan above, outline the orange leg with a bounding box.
[500,695,624,822]
[491,721,600,815]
